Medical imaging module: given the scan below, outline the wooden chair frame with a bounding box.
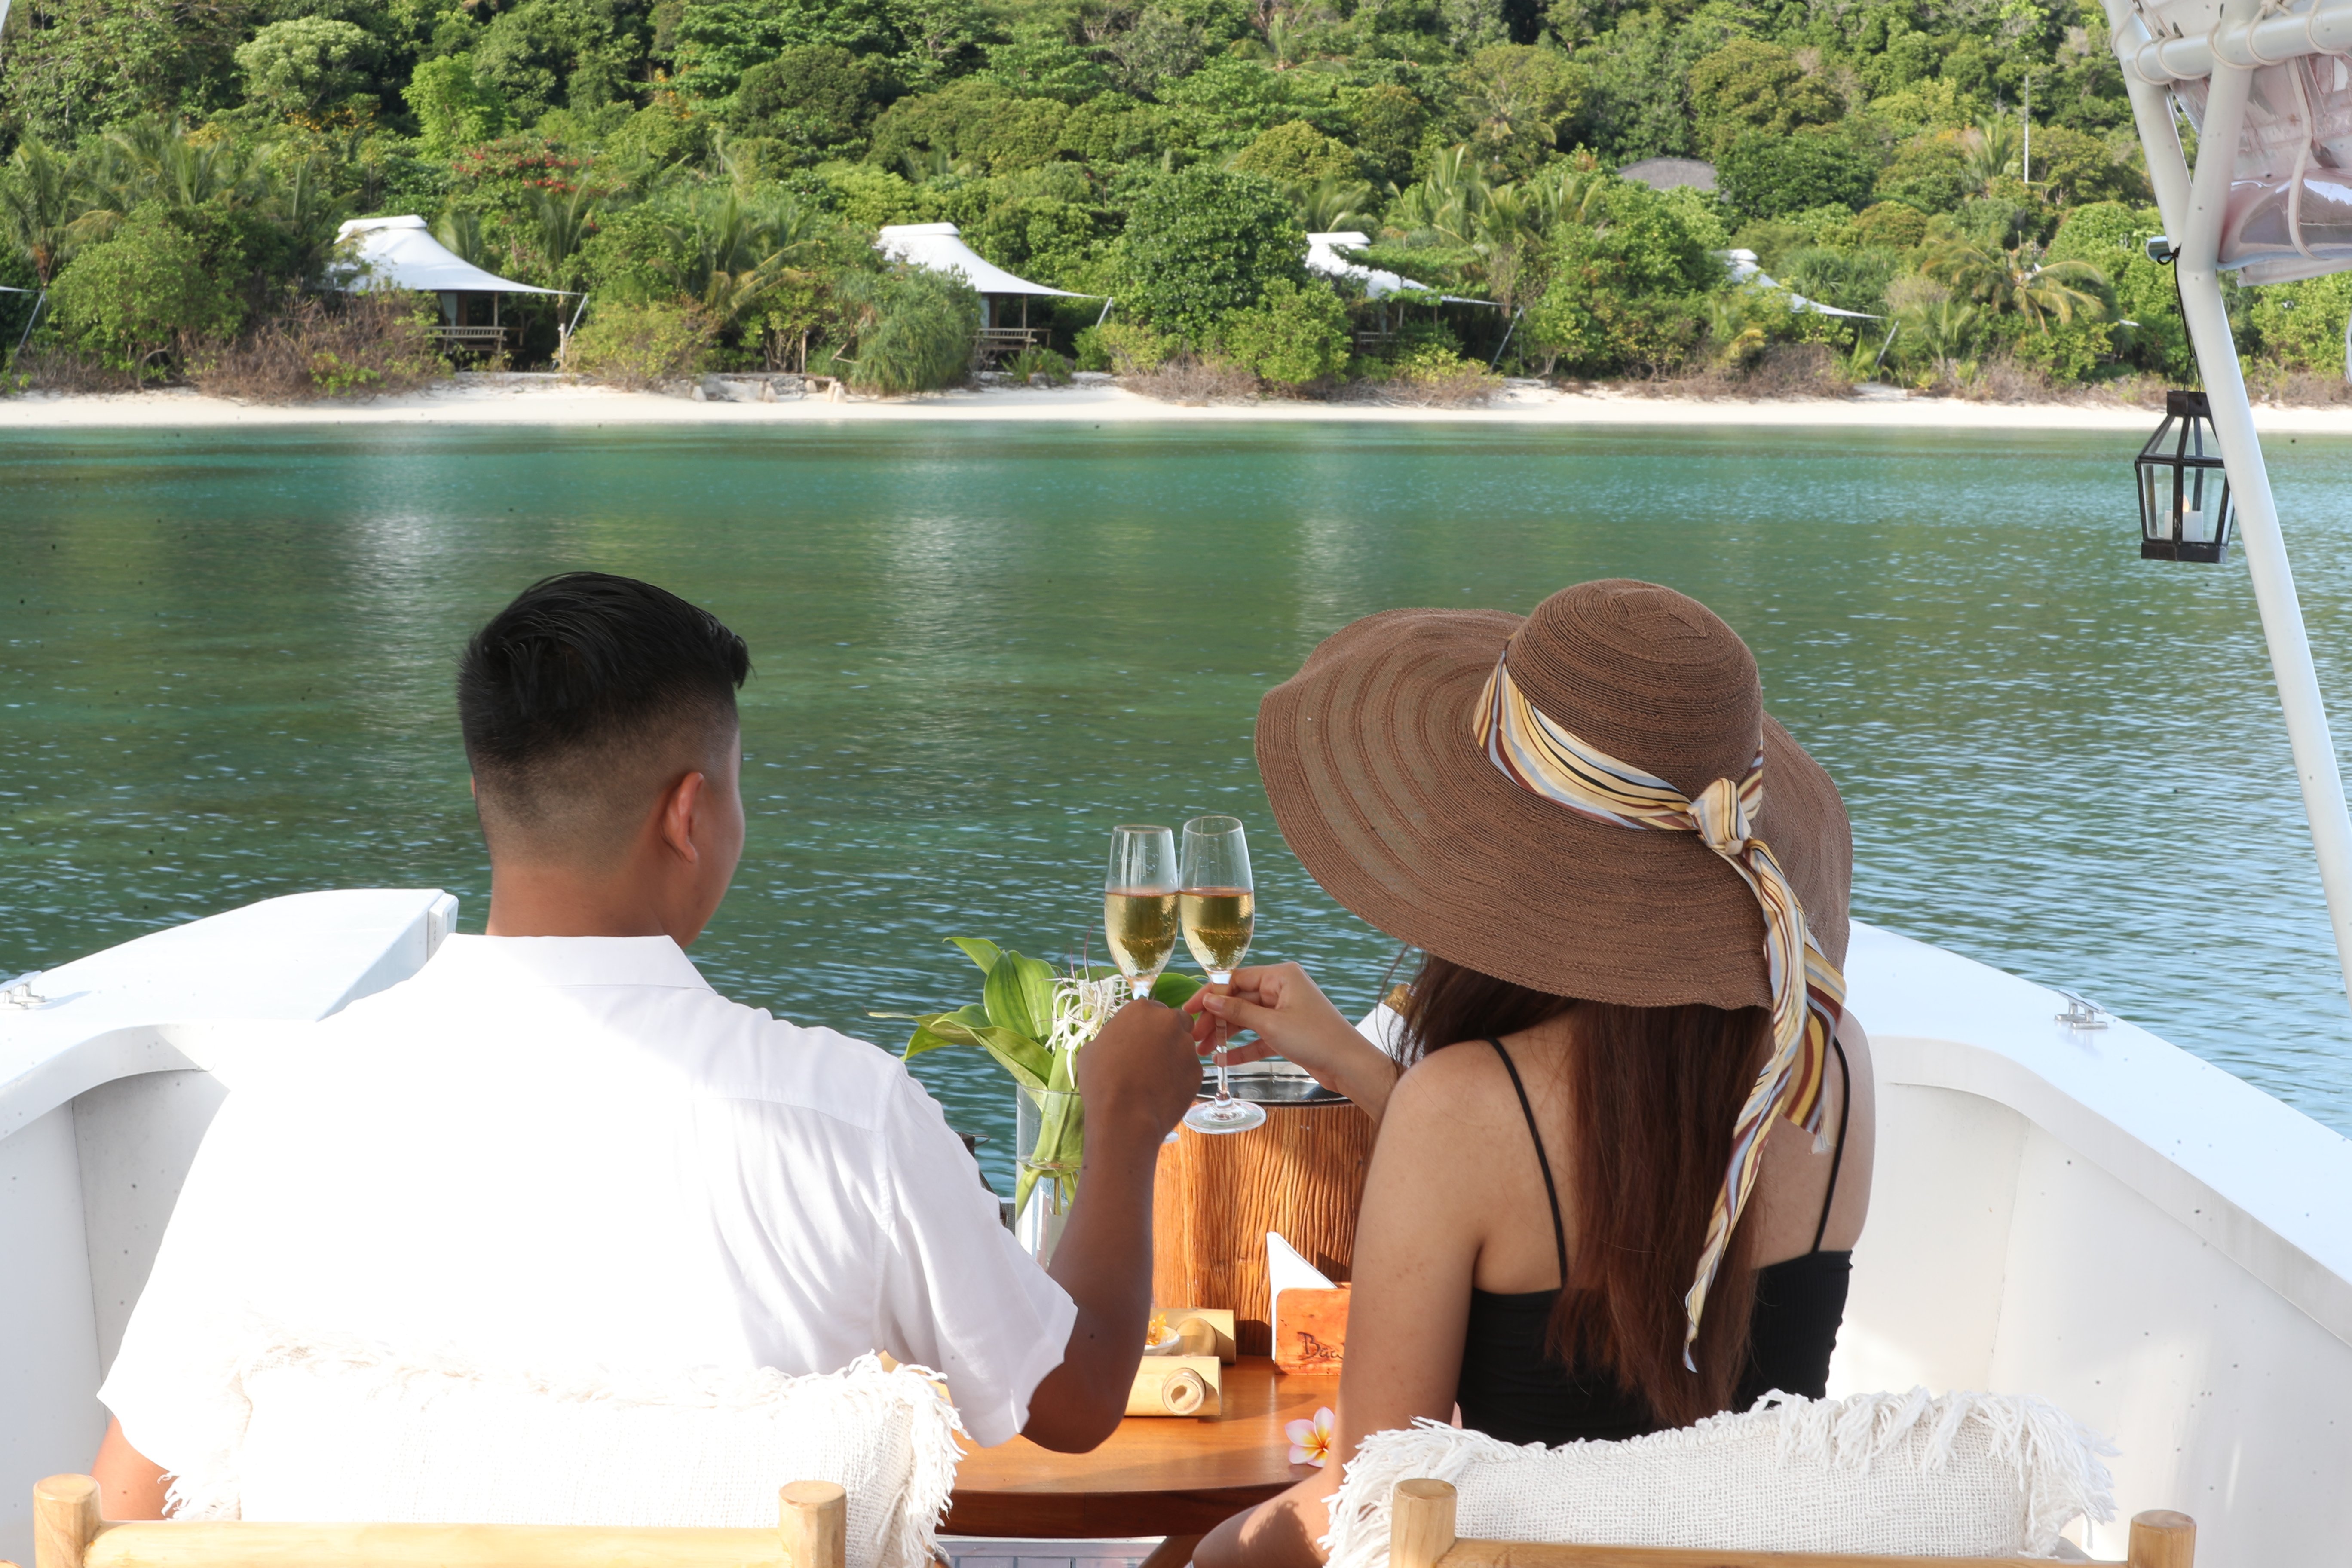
[25,1474,849,1568]
[1385,1478,2197,1568]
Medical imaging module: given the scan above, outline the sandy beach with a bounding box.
[11,373,2352,432]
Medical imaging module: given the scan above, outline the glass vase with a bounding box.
[1014,1084,1083,1265]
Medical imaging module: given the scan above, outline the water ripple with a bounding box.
[6,421,2352,1187]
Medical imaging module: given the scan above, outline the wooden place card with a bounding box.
[1272,1285,1350,1374]
[1127,1355,1222,1417]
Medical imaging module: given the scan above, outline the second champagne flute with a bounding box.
[1104,825,1179,1001]
[1180,814,1265,1134]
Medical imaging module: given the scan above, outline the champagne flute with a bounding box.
[1180,814,1265,1135]
[1104,825,1179,1001]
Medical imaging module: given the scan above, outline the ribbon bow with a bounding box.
[1472,651,1845,1369]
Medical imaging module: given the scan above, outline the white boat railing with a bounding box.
[2101,0,2352,1020]
[2116,0,2352,83]
[0,889,456,1565]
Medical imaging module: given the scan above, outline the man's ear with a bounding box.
[661,770,709,863]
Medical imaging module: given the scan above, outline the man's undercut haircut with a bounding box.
[460,572,750,862]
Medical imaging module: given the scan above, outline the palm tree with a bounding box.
[525,183,604,290]
[1962,115,2022,194]
[1386,145,1491,248]
[72,119,263,242]
[1282,175,1376,234]
[1921,231,2106,330]
[434,209,489,267]
[1262,12,1307,70]
[1523,162,1609,230]
[0,139,87,284]
[1703,287,1773,370]
[665,187,835,329]
[263,151,349,287]
[1887,276,1980,380]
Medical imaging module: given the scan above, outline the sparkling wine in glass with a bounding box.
[1181,814,1265,1135]
[1105,825,1179,1001]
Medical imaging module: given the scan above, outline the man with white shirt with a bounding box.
[92,571,1202,1517]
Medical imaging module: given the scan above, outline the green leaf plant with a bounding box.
[889,939,1201,1217]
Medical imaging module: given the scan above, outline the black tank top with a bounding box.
[1454,1035,1854,1445]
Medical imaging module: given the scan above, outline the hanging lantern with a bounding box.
[2135,391,2235,564]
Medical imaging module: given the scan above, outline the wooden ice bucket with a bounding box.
[1151,1099,1376,1357]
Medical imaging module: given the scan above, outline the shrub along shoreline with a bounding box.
[6,0,2350,404]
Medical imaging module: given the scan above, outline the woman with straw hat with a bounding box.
[1187,579,1876,1568]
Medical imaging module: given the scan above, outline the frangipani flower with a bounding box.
[1285,1405,1336,1467]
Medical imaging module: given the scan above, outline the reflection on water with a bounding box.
[7,421,2352,1185]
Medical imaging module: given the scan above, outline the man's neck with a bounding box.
[483,862,676,940]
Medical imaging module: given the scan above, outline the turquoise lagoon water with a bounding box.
[7,420,2352,1182]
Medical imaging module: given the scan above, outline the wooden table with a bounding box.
[946,1359,1338,1540]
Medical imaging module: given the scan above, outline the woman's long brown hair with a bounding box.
[1399,952,1768,1429]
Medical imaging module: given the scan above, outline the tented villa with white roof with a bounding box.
[877,223,1095,363]
[1307,230,1496,352]
[335,217,576,358]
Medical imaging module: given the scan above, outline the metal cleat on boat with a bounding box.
[2054,989,2111,1030]
[0,971,48,1008]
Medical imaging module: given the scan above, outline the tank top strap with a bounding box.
[1485,1036,1568,1290]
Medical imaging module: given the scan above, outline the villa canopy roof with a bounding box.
[1618,157,1718,193]
[876,223,1087,297]
[1720,248,1880,319]
[334,216,565,295]
[1305,232,1493,306]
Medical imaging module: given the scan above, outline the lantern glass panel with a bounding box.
[2139,462,2170,545]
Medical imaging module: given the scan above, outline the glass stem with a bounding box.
[1211,971,1232,1102]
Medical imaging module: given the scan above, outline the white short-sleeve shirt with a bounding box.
[100,934,1074,1476]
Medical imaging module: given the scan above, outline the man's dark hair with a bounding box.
[459,573,750,860]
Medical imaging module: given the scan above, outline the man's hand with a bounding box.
[1076,998,1205,1140]
[1019,1000,1196,1452]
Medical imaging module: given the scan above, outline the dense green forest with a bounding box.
[3,0,2348,395]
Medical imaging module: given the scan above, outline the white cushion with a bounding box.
[169,1335,965,1568]
[1323,1390,2116,1565]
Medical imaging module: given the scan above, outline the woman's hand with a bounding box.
[1182,962,1401,1122]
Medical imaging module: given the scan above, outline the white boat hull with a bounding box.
[3,894,2346,1566]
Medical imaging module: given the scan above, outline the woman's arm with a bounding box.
[1193,1051,1495,1568]
[1182,963,1403,1123]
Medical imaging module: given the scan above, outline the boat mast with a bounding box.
[2104,0,2352,1014]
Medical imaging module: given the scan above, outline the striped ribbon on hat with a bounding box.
[1471,650,1846,1371]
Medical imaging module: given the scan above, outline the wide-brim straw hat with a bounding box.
[1256,579,1850,1009]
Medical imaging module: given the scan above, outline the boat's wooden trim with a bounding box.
[1386,1479,2195,1568]
[33,1475,849,1568]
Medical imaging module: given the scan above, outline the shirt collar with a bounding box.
[420,934,717,992]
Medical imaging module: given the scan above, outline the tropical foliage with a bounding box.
[897,937,1198,1214]
[1,0,2342,389]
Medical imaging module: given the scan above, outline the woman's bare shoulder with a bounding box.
[1378,1040,1537,1149]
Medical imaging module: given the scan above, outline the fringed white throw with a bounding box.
[169,1334,966,1568]
[1323,1390,2116,1567]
